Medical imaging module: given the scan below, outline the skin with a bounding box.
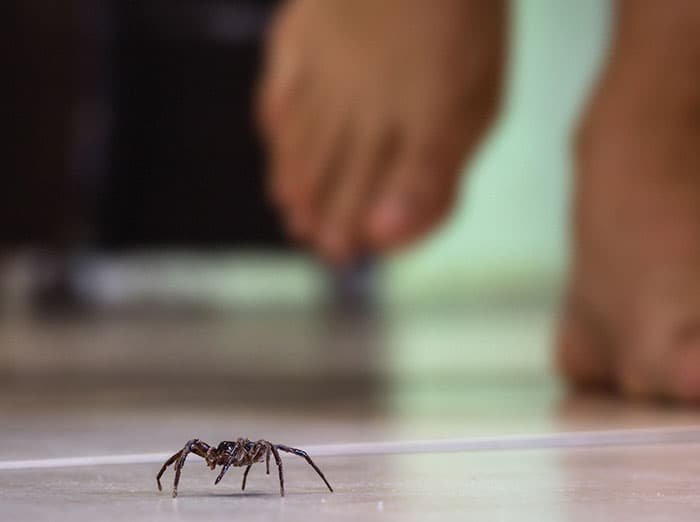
[556,0,700,400]
[257,0,700,401]
[257,0,505,262]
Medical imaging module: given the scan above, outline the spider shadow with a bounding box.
[197,491,280,499]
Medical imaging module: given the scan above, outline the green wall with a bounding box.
[385,0,611,305]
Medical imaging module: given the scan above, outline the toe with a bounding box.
[555,295,616,390]
[664,344,700,401]
[267,101,318,211]
[315,120,393,262]
[613,309,700,401]
[286,105,350,243]
[366,138,461,251]
[650,321,700,402]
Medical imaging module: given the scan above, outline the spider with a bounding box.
[156,438,333,497]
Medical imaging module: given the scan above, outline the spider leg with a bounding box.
[270,443,285,497]
[241,443,265,491]
[265,446,271,475]
[241,464,253,491]
[172,439,209,498]
[213,439,243,486]
[276,444,333,492]
[214,455,235,485]
[156,450,183,492]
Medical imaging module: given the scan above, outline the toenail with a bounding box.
[371,197,407,239]
[320,229,348,261]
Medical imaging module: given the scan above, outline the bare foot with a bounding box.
[557,1,700,400]
[257,0,505,262]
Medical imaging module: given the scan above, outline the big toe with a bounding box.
[555,297,615,390]
[366,155,459,252]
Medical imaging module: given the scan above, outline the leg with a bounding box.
[276,445,333,492]
[240,443,265,491]
[265,446,271,475]
[241,464,253,491]
[156,450,182,491]
[214,455,235,485]
[270,444,285,497]
[557,0,700,399]
[214,439,245,486]
[171,439,209,498]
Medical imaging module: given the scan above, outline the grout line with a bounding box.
[1,426,700,471]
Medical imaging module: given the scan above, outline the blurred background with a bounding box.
[2,0,610,421]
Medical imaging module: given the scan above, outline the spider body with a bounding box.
[157,438,333,498]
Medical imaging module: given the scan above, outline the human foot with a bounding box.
[257,0,505,262]
[557,2,700,400]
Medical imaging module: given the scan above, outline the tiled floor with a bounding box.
[3,397,700,522]
[3,443,700,522]
[2,307,700,521]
